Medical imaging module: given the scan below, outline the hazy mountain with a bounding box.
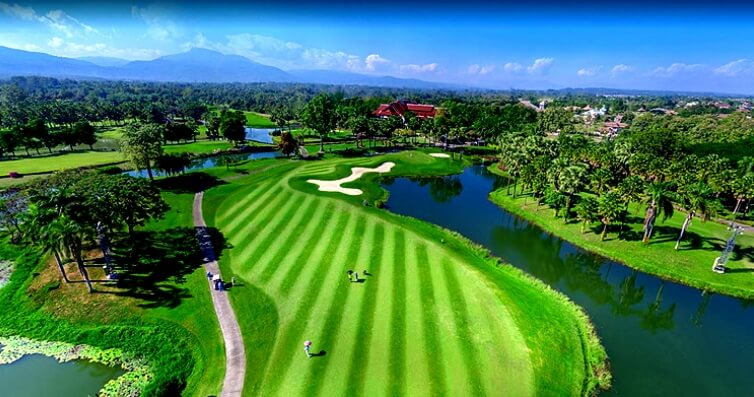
[77,56,130,67]
[289,69,453,89]
[0,46,455,89]
[0,46,108,78]
[118,48,292,82]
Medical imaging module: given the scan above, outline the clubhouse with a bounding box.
[373,100,437,119]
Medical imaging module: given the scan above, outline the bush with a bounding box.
[98,166,123,175]
[335,148,369,158]
[461,146,498,156]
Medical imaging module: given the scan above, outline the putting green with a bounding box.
[207,153,606,396]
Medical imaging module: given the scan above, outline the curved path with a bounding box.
[193,191,246,397]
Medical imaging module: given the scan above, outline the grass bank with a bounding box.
[487,165,754,299]
[0,184,224,396]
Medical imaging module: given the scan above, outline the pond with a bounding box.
[0,354,123,396]
[383,165,754,396]
[125,150,279,178]
[245,127,276,144]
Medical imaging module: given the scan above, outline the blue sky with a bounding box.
[2,1,754,93]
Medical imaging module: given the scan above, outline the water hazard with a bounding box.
[383,165,754,396]
[245,127,276,144]
[0,354,123,396]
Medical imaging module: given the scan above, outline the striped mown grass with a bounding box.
[204,151,609,396]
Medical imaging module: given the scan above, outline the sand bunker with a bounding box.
[308,162,396,195]
[429,153,450,158]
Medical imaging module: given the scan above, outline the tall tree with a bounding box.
[674,182,719,250]
[72,121,96,150]
[641,182,676,243]
[219,110,246,146]
[574,196,600,233]
[301,93,337,154]
[121,123,164,181]
[276,131,299,157]
[598,190,627,241]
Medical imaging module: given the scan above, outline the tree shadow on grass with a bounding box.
[155,172,227,194]
[103,226,228,308]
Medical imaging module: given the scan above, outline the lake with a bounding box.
[0,354,123,396]
[383,165,754,396]
[245,127,276,144]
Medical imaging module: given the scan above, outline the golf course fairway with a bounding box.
[203,151,609,396]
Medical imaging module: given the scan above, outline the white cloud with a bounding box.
[0,2,98,38]
[650,62,704,77]
[0,2,35,20]
[364,53,390,71]
[577,66,602,77]
[468,64,495,75]
[400,63,438,74]
[184,33,377,72]
[527,57,554,74]
[714,59,753,77]
[47,36,63,48]
[44,40,162,60]
[610,64,633,77]
[131,5,181,41]
[503,62,523,73]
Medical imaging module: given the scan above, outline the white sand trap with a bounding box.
[429,153,450,158]
[307,162,396,195]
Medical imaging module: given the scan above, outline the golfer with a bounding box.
[304,340,312,358]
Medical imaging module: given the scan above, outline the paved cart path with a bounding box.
[193,191,246,397]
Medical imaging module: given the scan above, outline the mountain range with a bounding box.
[0,46,452,89]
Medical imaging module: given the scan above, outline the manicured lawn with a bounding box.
[0,151,124,175]
[203,152,609,396]
[488,176,754,299]
[243,111,275,127]
[163,140,233,154]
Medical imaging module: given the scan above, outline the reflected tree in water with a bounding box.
[691,291,711,328]
[612,270,645,317]
[640,283,677,333]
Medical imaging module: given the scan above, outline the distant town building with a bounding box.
[602,114,628,138]
[582,105,607,119]
[373,100,437,119]
[519,100,546,112]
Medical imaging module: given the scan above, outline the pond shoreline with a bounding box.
[0,336,151,396]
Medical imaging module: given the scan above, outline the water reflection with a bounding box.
[383,165,754,396]
[126,150,278,178]
[245,127,276,144]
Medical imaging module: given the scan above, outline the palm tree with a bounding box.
[730,174,754,226]
[640,182,675,244]
[598,190,627,241]
[24,204,70,282]
[574,196,599,233]
[589,168,613,195]
[617,175,645,212]
[675,182,719,250]
[57,215,94,292]
[558,164,587,221]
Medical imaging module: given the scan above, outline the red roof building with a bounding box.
[373,100,437,119]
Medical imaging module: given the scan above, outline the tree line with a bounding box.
[498,125,754,245]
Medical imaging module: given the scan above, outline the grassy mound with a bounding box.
[203,151,609,396]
